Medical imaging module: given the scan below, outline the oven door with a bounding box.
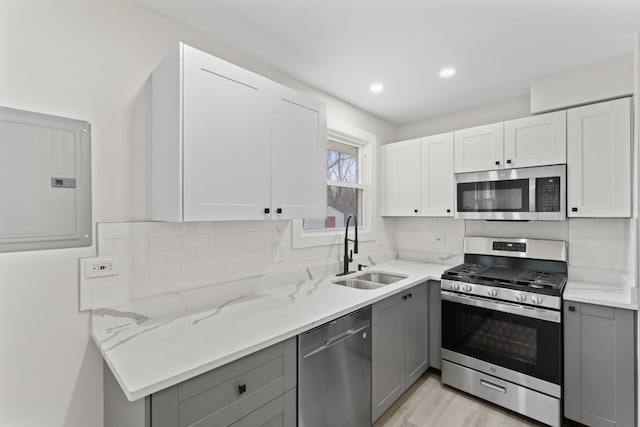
[441,291,561,386]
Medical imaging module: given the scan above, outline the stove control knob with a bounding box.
[487,288,498,297]
[515,293,527,303]
[531,296,544,305]
[450,282,460,291]
[463,285,473,293]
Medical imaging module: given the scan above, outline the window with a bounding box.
[292,120,376,248]
[303,140,363,230]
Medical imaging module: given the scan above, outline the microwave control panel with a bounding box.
[536,177,561,212]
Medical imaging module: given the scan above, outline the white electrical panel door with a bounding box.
[454,123,504,173]
[270,86,326,220]
[181,45,272,221]
[504,111,567,169]
[567,98,631,217]
[420,133,454,217]
[383,139,421,216]
[0,107,91,252]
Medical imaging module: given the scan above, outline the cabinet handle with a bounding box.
[446,209,451,213]
[495,160,500,166]
[238,384,247,395]
[264,208,270,214]
[277,208,282,214]
[571,207,578,212]
[414,209,418,213]
[402,295,408,300]
[408,293,412,298]
[506,159,512,164]
[568,306,576,312]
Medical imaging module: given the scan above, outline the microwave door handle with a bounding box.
[529,177,536,213]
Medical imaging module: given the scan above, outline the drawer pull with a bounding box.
[238,384,247,395]
[480,380,506,393]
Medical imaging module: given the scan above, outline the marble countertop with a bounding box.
[564,280,639,311]
[91,260,450,402]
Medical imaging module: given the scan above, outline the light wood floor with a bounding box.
[374,371,543,427]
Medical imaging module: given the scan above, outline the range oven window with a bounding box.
[457,179,529,212]
[442,299,561,384]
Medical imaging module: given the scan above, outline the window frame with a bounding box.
[292,119,376,249]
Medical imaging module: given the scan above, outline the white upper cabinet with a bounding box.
[504,111,566,168]
[567,98,631,218]
[383,139,421,216]
[454,123,504,173]
[182,45,272,221]
[383,133,454,217]
[152,43,326,222]
[270,86,326,220]
[455,112,567,173]
[420,133,454,217]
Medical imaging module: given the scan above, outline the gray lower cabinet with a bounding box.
[372,282,428,422]
[563,301,636,427]
[428,280,441,370]
[104,338,296,427]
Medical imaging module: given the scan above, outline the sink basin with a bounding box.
[332,279,384,290]
[355,272,407,285]
[332,272,408,290]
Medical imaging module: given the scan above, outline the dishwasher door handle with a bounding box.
[302,324,369,359]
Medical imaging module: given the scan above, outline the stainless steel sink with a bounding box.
[332,272,407,290]
[332,279,385,290]
[355,272,407,285]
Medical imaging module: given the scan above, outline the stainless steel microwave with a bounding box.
[455,164,566,221]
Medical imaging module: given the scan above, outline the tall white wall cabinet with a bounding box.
[152,43,326,222]
[567,97,631,218]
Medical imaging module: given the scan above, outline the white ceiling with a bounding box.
[135,0,640,125]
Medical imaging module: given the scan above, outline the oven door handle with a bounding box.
[441,291,561,323]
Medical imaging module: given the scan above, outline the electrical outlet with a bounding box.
[434,234,446,245]
[271,243,285,263]
[83,256,119,278]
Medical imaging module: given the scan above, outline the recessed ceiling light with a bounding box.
[439,67,456,78]
[369,83,384,93]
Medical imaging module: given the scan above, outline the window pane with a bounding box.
[303,186,363,230]
[327,140,358,183]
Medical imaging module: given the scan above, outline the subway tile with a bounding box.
[148,236,181,252]
[113,237,149,254]
[181,234,209,249]
[97,239,114,256]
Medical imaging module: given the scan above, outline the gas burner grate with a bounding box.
[444,263,484,278]
[513,271,566,289]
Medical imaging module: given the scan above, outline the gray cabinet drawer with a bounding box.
[230,388,296,427]
[151,338,296,427]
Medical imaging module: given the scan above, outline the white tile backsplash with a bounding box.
[80,219,396,309]
[80,216,636,310]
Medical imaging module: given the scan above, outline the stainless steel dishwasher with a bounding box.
[298,306,371,427]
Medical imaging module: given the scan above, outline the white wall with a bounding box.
[395,96,530,141]
[0,1,396,426]
[530,54,634,114]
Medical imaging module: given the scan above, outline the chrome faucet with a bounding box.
[337,214,358,276]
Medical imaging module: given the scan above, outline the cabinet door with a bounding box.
[428,281,442,370]
[403,283,428,388]
[567,98,631,217]
[230,389,296,427]
[420,133,454,217]
[383,139,421,216]
[182,45,272,221]
[372,294,404,421]
[563,301,636,427]
[454,123,504,173]
[504,111,566,168]
[270,86,326,220]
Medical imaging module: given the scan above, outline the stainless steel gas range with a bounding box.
[440,237,567,427]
